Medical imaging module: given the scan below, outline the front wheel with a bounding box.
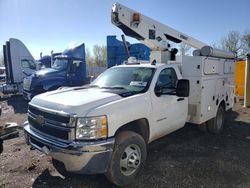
[105,131,147,186]
[207,105,225,134]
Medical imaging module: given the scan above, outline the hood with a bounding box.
[30,87,122,117]
[34,68,61,77]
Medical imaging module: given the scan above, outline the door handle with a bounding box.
[177,97,184,101]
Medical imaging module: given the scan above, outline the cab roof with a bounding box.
[114,62,170,69]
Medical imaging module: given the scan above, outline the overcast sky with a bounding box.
[0,0,249,59]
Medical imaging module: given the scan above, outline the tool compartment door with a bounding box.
[200,78,217,122]
[204,59,220,75]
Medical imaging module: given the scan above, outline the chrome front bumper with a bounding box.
[24,124,114,174]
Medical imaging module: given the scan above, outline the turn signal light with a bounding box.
[132,13,140,22]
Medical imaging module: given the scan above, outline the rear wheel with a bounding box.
[105,131,147,186]
[207,105,225,134]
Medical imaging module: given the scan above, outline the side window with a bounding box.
[70,60,82,73]
[155,68,178,95]
[21,59,36,70]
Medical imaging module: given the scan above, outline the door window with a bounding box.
[21,59,36,70]
[155,68,177,95]
[70,60,82,73]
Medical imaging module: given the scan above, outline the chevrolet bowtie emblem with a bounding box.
[36,115,45,125]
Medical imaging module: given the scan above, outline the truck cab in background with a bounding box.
[23,43,89,100]
[36,53,62,69]
[107,35,150,68]
[0,38,37,95]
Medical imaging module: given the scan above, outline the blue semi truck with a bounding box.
[107,35,150,68]
[23,43,89,100]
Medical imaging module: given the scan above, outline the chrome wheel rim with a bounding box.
[120,144,141,176]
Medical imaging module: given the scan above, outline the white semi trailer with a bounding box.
[24,3,235,186]
[1,38,36,94]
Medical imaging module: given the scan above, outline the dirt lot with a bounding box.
[0,95,250,188]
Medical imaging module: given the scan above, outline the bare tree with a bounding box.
[221,31,243,57]
[93,45,107,67]
[242,27,250,54]
[85,47,94,67]
[178,43,191,55]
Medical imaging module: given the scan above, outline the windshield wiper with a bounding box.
[101,86,127,90]
[89,85,101,88]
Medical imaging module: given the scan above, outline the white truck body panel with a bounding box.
[180,56,235,124]
[30,88,122,117]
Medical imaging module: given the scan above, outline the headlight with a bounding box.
[75,116,108,140]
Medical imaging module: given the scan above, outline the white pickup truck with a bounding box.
[24,55,234,186]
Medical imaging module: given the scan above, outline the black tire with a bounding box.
[105,131,147,186]
[207,105,225,134]
[52,159,73,177]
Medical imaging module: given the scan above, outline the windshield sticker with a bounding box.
[130,81,147,87]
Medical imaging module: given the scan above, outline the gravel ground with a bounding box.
[0,95,250,188]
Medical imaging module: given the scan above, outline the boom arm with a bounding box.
[112,3,207,51]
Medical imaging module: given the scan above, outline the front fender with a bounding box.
[86,92,153,139]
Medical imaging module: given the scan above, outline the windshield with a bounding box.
[52,58,68,71]
[91,67,155,93]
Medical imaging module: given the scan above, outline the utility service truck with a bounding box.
[24,3,235,186]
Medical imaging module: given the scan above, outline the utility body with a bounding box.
[24,3,235,186]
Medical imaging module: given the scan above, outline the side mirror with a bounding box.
[154,86,163,97]
[176,79,189,97]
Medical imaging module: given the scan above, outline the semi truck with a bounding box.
[107,35,150,68]
[23,43,89,100]
[0,38,37,94]
[24,3,235,186]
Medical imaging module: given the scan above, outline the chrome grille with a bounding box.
[29,105,70,124]
[28,105,74,140]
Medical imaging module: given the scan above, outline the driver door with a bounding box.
[67,60,86,86]
[20,59,37,78]
[151,68,188,139]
